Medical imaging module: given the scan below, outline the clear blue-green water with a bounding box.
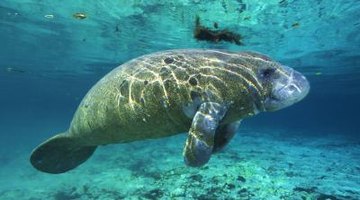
[0,1,359,199]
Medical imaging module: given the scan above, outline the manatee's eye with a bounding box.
[261,68,276,78]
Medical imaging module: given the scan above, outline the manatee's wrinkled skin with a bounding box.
[30,49,310,174]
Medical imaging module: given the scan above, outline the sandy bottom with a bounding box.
[0,128,359,200]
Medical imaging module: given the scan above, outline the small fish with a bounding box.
[244,16,251,20]
[44,14,54,19]
[73,12,87,20]
[6,67,25,73]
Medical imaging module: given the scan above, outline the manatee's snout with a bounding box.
[264,66,310,111]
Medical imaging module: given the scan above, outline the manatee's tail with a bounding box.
[30,133,97,174]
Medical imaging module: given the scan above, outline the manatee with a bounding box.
[30,49,310,174]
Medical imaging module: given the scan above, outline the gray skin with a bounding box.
[30,49,310,174]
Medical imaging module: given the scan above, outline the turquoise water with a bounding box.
[0,1,359,199]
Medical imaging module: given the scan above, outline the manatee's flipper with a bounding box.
[183,102,227,167]
[213,120,241,153]
[30,133,97,174]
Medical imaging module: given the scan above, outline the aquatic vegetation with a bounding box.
[194,16,243,45]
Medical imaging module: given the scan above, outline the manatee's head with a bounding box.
[240,52,310,112]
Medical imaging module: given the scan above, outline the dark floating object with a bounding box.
[237,175,246,182]
[73,12,87,20]
[115,25,120,33]
[194,16,243,45]
[213,22,218,29]
[292,22,300,28]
